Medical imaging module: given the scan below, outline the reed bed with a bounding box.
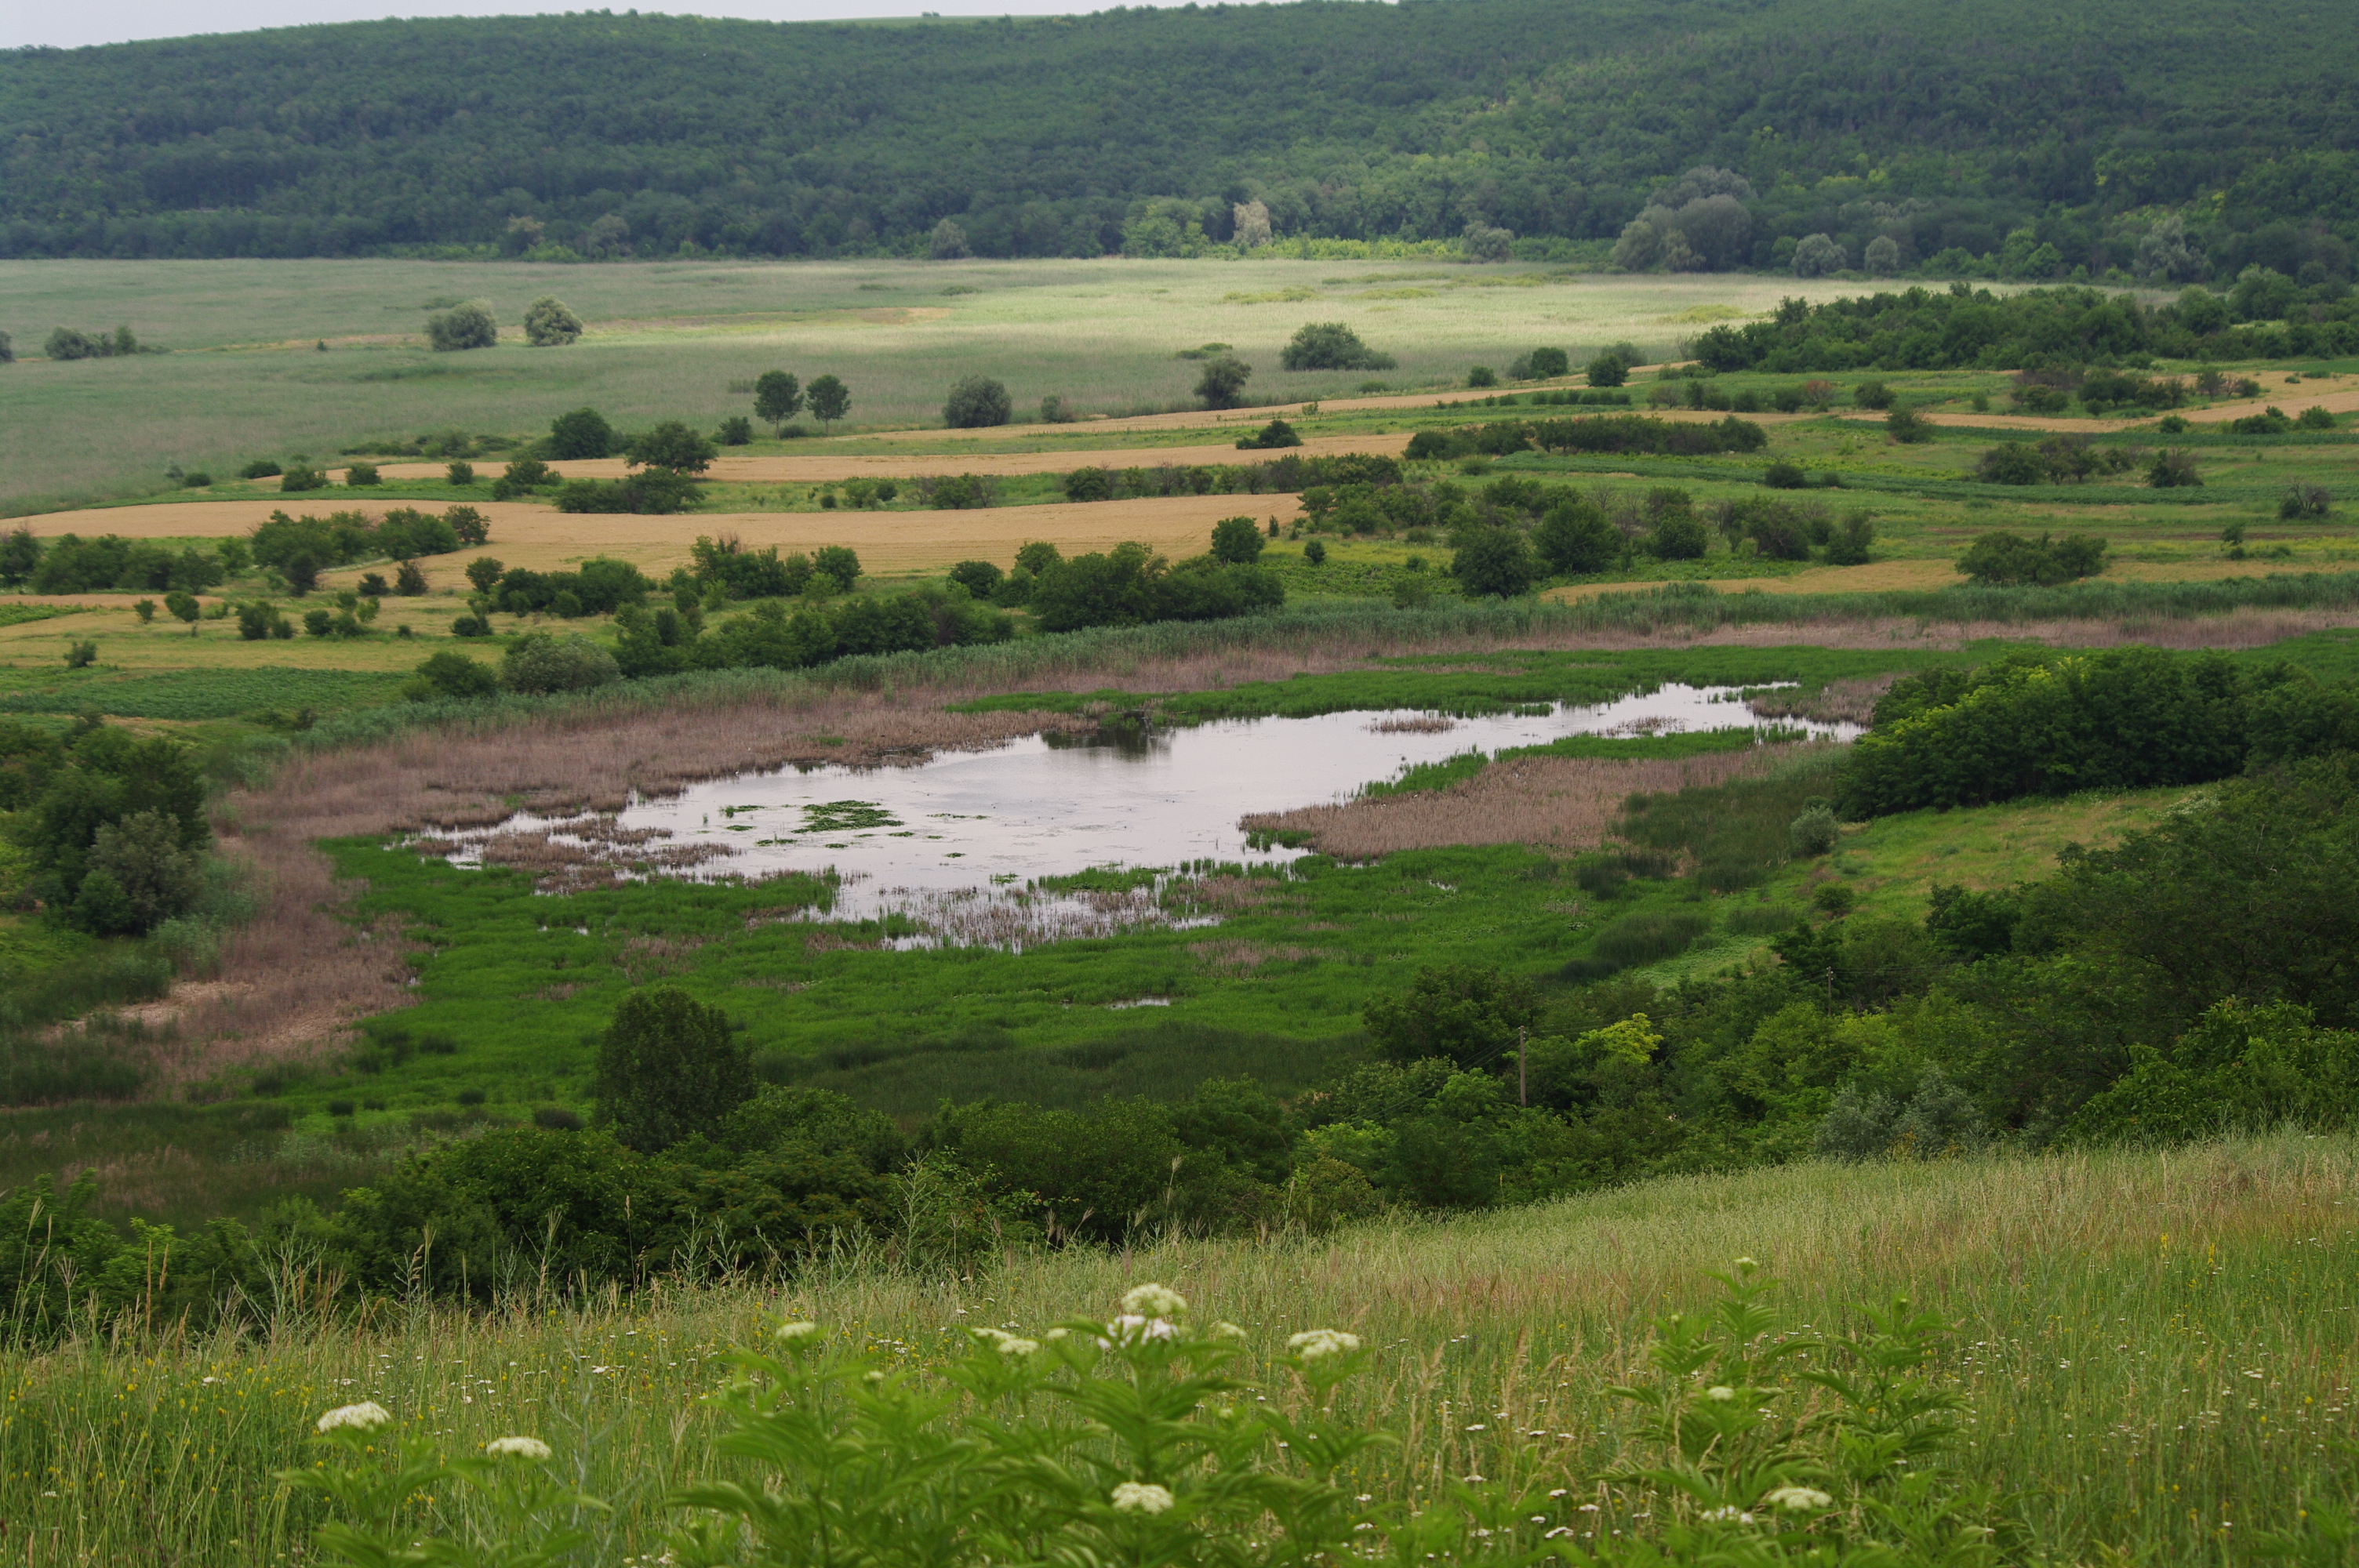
[4,1132,2350,1566]
[1239,746,1793,858]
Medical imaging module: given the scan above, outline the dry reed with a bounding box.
[1238,746,1797,858]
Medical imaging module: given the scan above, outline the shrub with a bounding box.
[533,1105,583,1131]
[423,301,498,352]
[343,461,380,488]
[445,460,474,486]
[2148,448,2203,488]
[2298,405,2338,431]
[547,407,616,460]
[943,376,1012,428]
[1302,539,1327,566]
[1534,496,1619,574]
[1362,963,1540,1069]
[1523,346,1569,379]
[238,459,282,480]
[1853,380,1894,410]
[592,987,754,1152]
[501,632,620,695]
[1585,352,1629,387]
[1466,365,1497,388]
[1823,510,1877,565]
[1956,529,2107,586]
[716,416,752,447]
[405,652,497,705]
[522,296,582,347]
[947,560,1003,598]
[1593,910,1710,967]
[1234,418,1301,450]
[1790,804,1840,856]
[625,421,717,475]
[1209,516,1264,564]
[74,810,202,935]
[1449,527,1536,597]
[1194,354,1252,409]
[1762,459,1808,489]
[1885,405,1936,444]
[301,608,333,637]
[2281,485,2334,520]
[278,463,327,493]
[1279,322,1394,372]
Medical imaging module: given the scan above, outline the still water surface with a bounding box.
[462,684,1856,937]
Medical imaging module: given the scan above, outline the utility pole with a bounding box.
[1518,1025,1528,1106]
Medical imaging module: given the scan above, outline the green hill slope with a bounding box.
[1,0,2354,281]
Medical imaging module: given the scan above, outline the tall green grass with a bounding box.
[2,1133,2349,1565]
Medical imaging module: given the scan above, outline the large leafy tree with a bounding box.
[592,987,756,1152]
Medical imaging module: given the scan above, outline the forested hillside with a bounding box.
[2,0,2354,281]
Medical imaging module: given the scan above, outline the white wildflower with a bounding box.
[1288,1328,1362,1360]
[1700,1506,1755,1524]
[972,1327,1040,1356]
[1705,1385,1737,1402]
[485,1436,551,1461]
[1110,1481,1175,1515]
[774,1321,820,1343]
[1763,1486,1833,1512]
[1102,1314,1178,1347]
[316,1401,392,1433]
[1212,1321,1248,1339]
[1121,1283,1187,1319]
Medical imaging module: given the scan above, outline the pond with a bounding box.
[437,684,1858,946]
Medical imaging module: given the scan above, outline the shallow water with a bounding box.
[453,685,1856,940]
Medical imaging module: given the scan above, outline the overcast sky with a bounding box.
[5,0,1257,52]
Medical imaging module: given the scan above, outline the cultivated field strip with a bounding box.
[10,493,1288,575]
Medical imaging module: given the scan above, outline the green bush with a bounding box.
[501,632,620,695]
[402,651,499,702]
[522,295,582,347]
[592,987,755,1152]
[1789,804,1839,855]
[1956,529,2106,586]
[942,375,1012,428]
[1279,321,1394,372]
[424,300,497,351]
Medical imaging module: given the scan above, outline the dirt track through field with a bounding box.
[15,493,1299,575]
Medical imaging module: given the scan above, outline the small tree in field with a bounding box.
[1194,354,1252,409]
[807,374,851,431]
[593,987,755,1152]
[425,301,499,352]
[943,376,1010,429]
[753,371,803,435]
[625,421,717,475]
[1210,516,1264,564]
[165,590,201,634]
[522,296,582,347]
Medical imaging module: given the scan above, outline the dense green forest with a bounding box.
[2,0,2354,280]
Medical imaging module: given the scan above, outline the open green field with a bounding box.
[0,260,1899,514]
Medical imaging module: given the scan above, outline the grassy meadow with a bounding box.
[4,1132,2352,1566]
[0,259,1892,514]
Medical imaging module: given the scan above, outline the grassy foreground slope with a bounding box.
[5,1134,2350,1563]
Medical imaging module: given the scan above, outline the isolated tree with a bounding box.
[929,218,972,260]
[443,505,490,546]
[548,407,616,459]
[806,374,851,431]
[594,987,755,1152]
[164,590,201,634]
[1230,198,1273,249]
[626,421,717,474]
[394,559,429,595]
[943,376,1011,429]
[425,300,499,352]
[1194,354,1252,409]
[465,557,505,594]
[1792,234,1846,278]
[1209,516,1265,564]
[1281,321,1394,372]
[753,370,804,435]
[522,296,583,347]
[1585,351,1630,387]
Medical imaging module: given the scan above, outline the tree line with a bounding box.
[2,0,2352,288]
